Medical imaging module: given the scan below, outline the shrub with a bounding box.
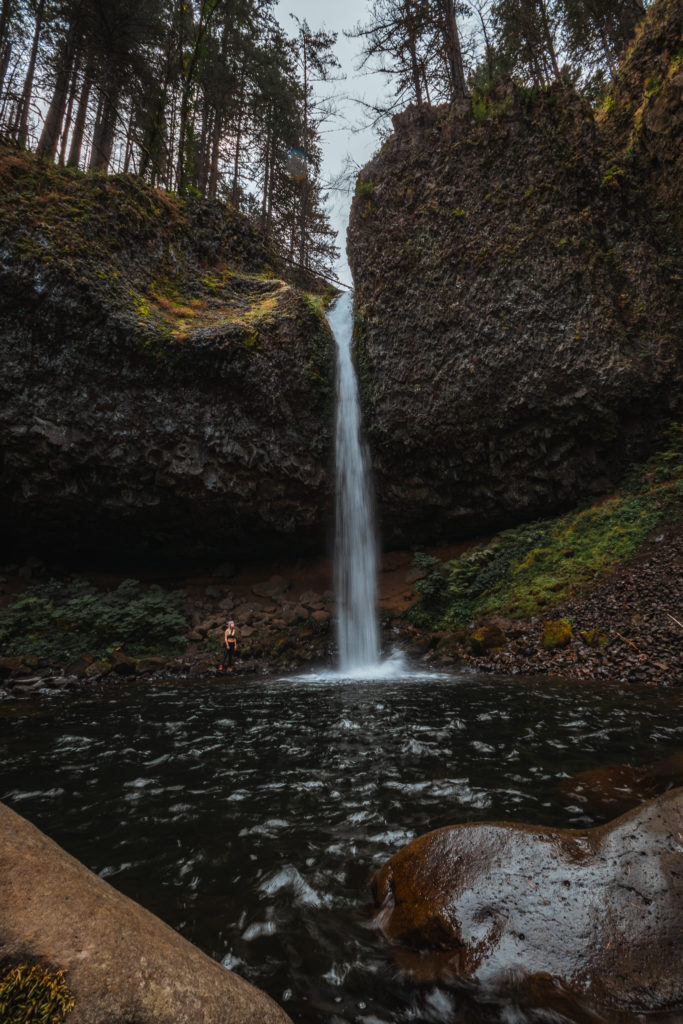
[0,579,188,660]
[0,963,75,1024]
[355,180,373,199]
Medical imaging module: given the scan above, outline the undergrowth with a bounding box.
[409,425,683,627]
[0,963,74,1024]
[0,578,188,660]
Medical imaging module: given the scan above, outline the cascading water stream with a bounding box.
[327,291,381,672]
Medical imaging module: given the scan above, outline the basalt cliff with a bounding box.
[348,0,683,547]
[0,152,335,563]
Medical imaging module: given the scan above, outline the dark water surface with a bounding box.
[1,669,681,1023]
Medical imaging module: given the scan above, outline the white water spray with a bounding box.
[327,291,380,671]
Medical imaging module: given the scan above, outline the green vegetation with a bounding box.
[541,618,573,649]
[409,426,683,627]
[355,180,374,199]
[0,579,188,661]
[0,963,74,1024]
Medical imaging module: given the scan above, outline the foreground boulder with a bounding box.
[371,787,683,1016]
[0,801,292,1024]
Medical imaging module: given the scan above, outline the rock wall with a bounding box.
[0,150,335,563]
[347,0,682,547]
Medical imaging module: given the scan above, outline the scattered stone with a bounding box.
[252,576,290,601]
[205,585,221,598]
[299,590,320,606]
[187,659,216,677]
[312,610,331,624]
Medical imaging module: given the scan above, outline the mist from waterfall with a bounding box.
[327,291,380,672]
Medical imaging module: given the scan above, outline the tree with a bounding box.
[289,16,340,268]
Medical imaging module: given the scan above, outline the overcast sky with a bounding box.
[274,0,386,286]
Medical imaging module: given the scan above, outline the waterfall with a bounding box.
[327,291,380,671]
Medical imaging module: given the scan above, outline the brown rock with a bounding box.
[561,750,683,817]
[0,656,27,679]
[252,576,290,601]
[371,788,683,1015]
[312,610,331,624]
[0,801,291,1024]
[468,624,506,654]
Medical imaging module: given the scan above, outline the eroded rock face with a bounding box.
[347,19,682,546]
[0,150,335,563]
[371,787,683,1017]
[0,800,292,1024]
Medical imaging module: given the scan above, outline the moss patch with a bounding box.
[0,963,75,1024]
[541,618,573,649]
[408,425,683,626]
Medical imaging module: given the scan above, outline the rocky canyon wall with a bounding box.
[0,152,335,563]
[347,0,682,547]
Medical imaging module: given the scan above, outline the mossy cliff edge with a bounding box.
[0,149,336,562]
[347,0,683,549]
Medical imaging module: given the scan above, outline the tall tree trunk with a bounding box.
[208,105,221,199]
[231,71,245,203]
[122,104,135,173]
[0,0,13,97]
[537,0,561,79]
[299,41,309,267]
[16,0,45,146]
[261,128,270,221]
[37,3,83,160]
[408,34,424,107]
[441,0,467,98]
[196,96,211,194]
[176,1,221,193]
[67,60,92,167]
[266,133,275,232]
[89,78,120,170]
[0,40,12,102]
[58,57,80,164]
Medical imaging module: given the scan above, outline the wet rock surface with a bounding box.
[371,787,683,1017]
[561,750,683,817]
[0,800,292,1024]
[0,149,335,564]
[347,7,682,547]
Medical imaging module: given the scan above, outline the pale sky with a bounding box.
[275,0,386,286]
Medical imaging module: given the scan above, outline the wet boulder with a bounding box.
[371,787,683,1016]
[561,750,683,817]
[0,801,292,1024]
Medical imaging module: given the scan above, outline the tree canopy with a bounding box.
[0,0,340,276]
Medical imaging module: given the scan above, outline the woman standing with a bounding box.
[220,620,239,673]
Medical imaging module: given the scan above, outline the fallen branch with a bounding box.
[615,631,641,653]
[666,613,683,629]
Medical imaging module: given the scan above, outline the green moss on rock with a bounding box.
[0,963,75,1024]
[541,618,573,649]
